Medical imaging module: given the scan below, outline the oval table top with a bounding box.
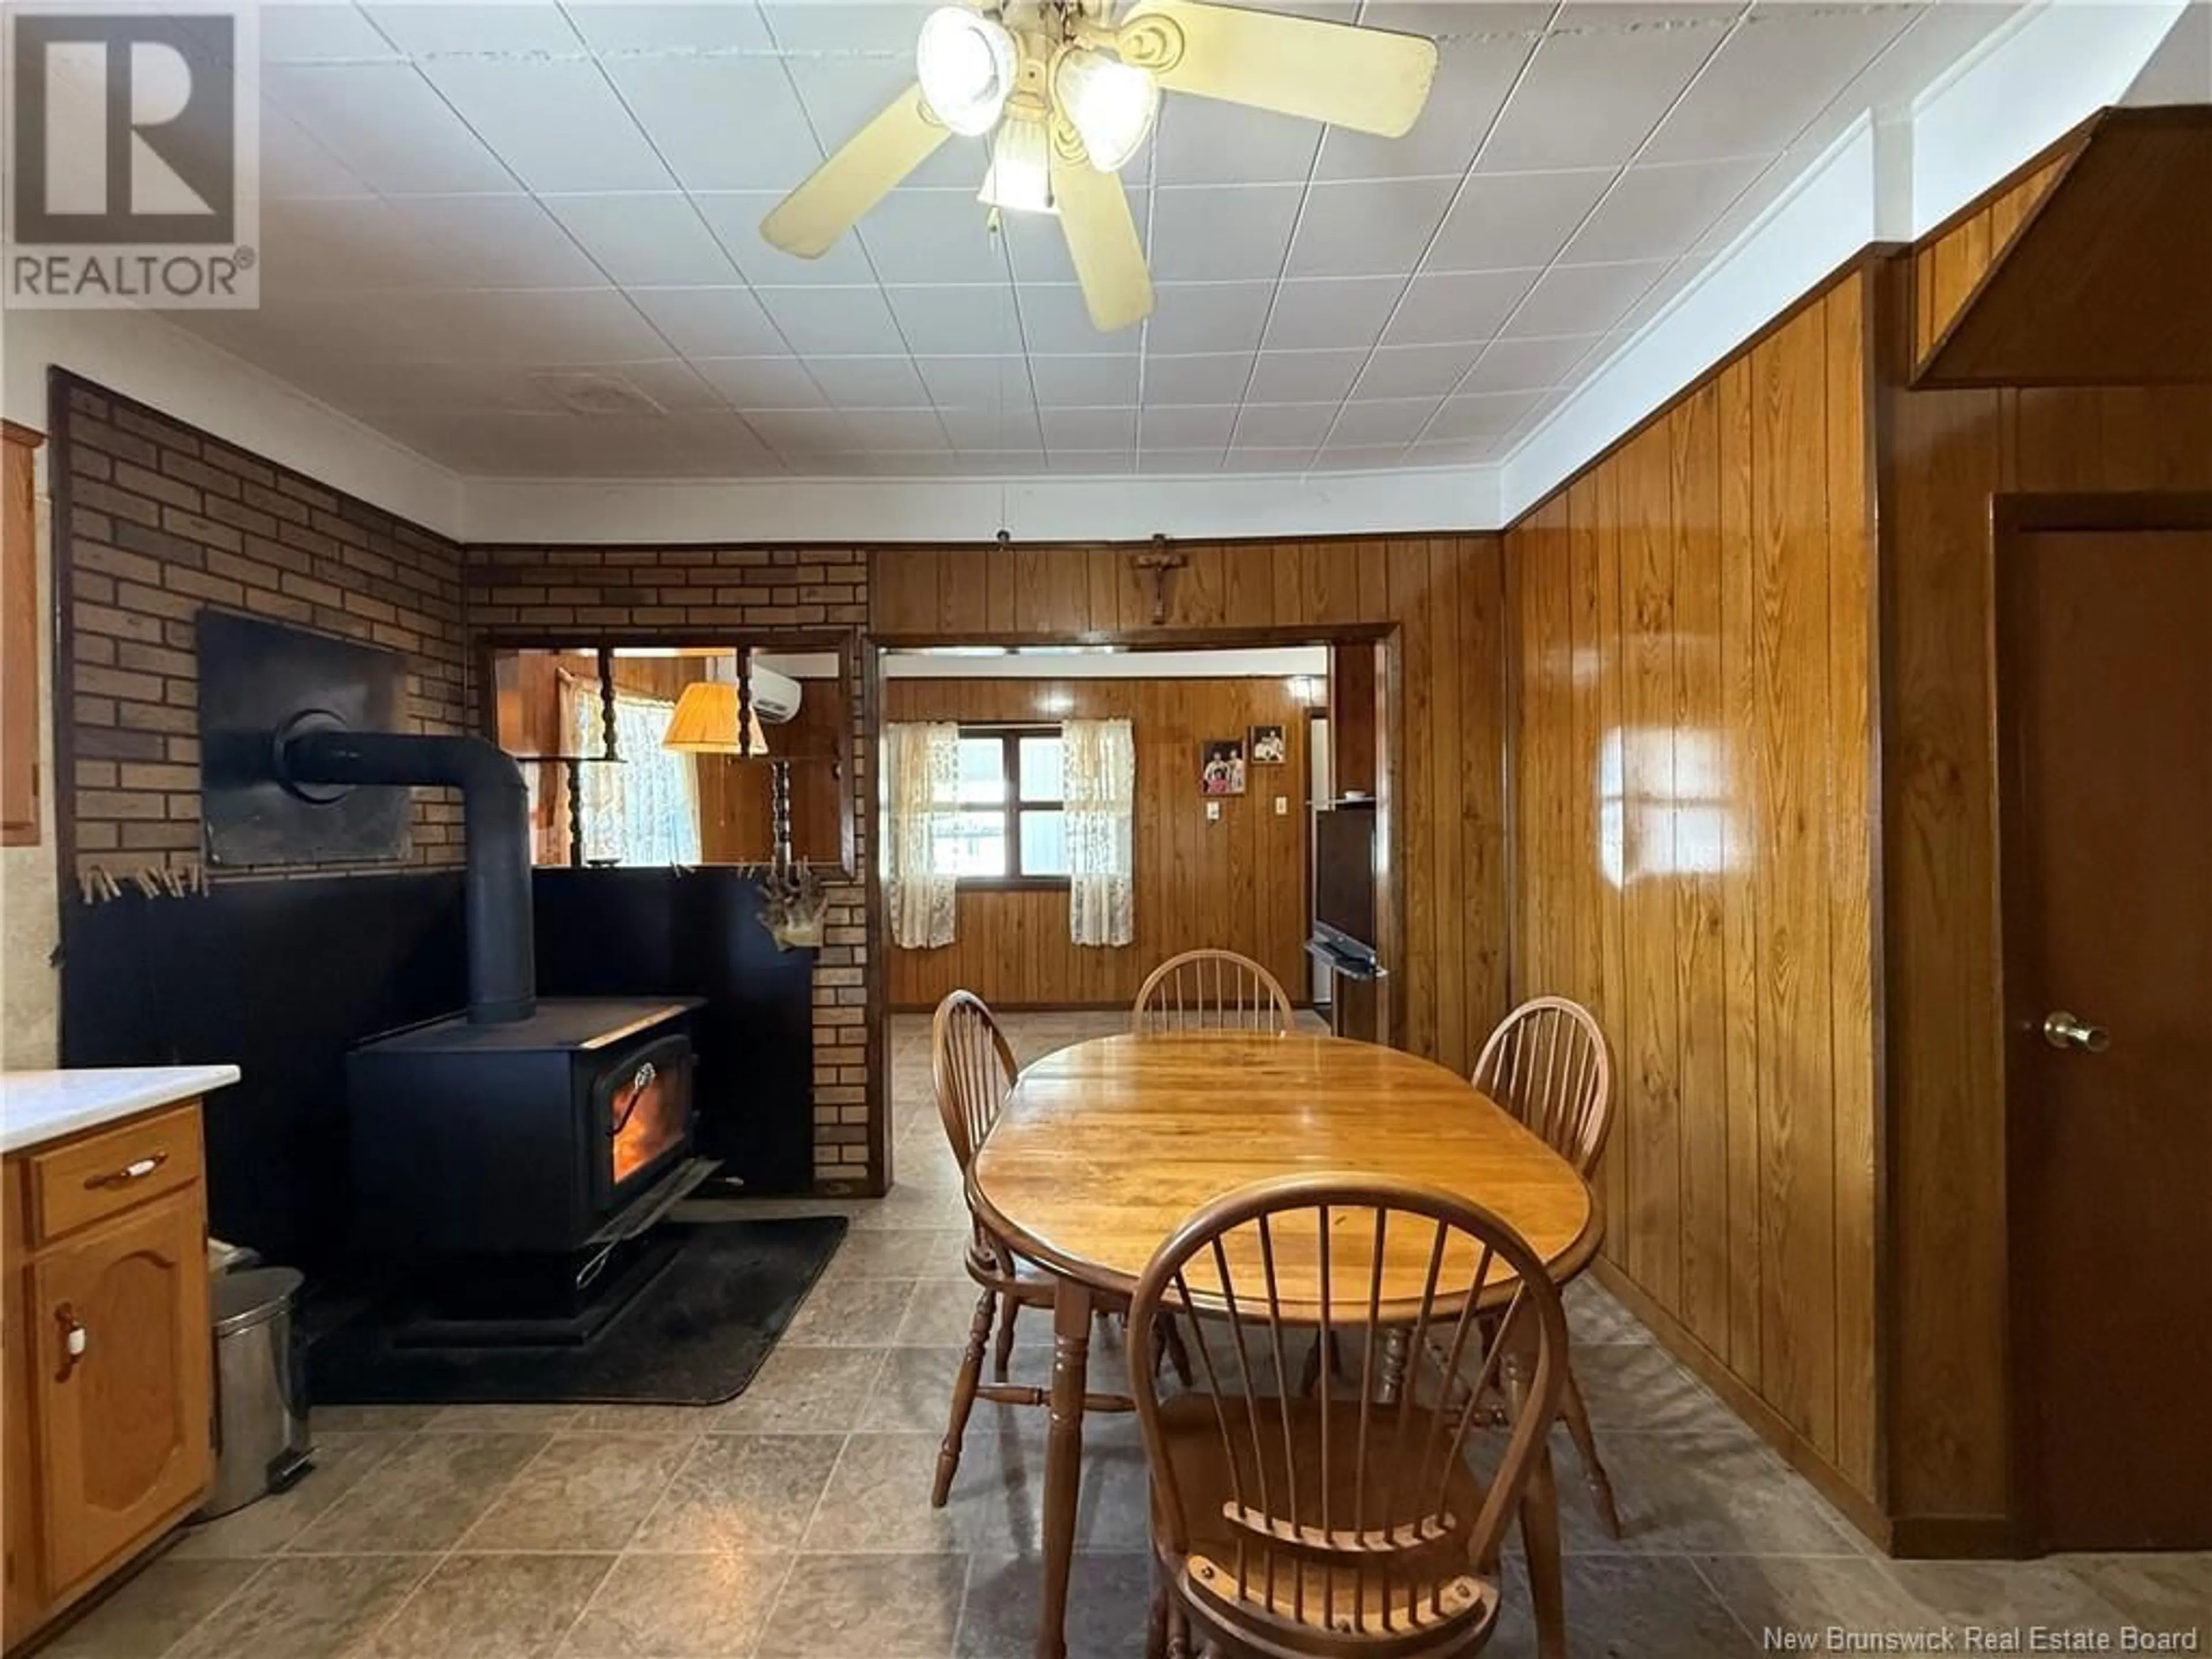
[967,1032,1601,1301]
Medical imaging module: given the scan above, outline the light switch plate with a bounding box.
[1206,801,1221,822]
[1275,796,1289,815]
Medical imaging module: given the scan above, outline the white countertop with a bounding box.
[0,1066,240,1154]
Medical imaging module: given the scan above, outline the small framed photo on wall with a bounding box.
[1249,724,1287,766]
[1200,738,1247,797]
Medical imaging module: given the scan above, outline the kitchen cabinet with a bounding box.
[1,419,43,849]
[1,1100,213,1650]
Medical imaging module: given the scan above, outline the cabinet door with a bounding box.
[3,1261,41,1644]
[31,1192,210,1593]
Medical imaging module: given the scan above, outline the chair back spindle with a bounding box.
[1133,949,1296,1035]
[1469,997,1613,1180]
[932,989,1018,1174]
[1127,1175,1570,1654]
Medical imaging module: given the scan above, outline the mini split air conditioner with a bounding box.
[748,665,802,724]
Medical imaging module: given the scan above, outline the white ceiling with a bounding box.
[162,0,2024,482]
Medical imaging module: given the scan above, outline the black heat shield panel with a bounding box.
[532,869,817,1195]
[60,871,468,1268]
[196,609,411,867]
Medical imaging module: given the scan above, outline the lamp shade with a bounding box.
[915,6,1018,137]
[663,681,769,756]
[978,112,1055,215]
[1052,48,1158,172]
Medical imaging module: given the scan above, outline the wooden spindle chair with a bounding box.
[930,991,1174,1508]
[1469,995,1621,1537]
[1127,1175,1571,1659]
[1133,948,1296,1035]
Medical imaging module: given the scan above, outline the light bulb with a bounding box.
[915,7,1018,138]
[1052,47,1158,172]
[978,113,1055,215]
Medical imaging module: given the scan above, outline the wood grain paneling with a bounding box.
[1911,146,2076,370]
[872,536,1507,1070]
[1505,272,1881,1507]
[883,677,1311,1009]
[1880,343,2212,1529]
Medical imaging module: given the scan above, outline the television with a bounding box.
[1312,801,1378,965]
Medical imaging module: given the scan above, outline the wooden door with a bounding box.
[2000,520,2212,1551]
[29,1194,211,1593]
[1,421,43,847]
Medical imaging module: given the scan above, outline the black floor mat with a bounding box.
[308,1217,847,1406]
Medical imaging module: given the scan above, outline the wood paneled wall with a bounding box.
[1911,147,2074,370]
[883,677,1312,1009]
[1504,269,1882,1512]
[871,537,1506,1073]
[1880,335,2212,1535]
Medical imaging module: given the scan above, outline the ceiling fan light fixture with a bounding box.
[915,7,1018,137]
[1052,47,1159,172]
[978,112,1056,215]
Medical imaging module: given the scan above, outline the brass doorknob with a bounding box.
[2041,1012,2110,1054]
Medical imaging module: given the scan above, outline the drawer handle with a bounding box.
[55,1306,88,1380]
[84,1152,166,1190]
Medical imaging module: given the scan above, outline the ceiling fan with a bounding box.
[759,1,1440,332]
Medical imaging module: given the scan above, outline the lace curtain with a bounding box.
[560,675,702,868]
[1063,717,1135,948]
[885,721,960,949]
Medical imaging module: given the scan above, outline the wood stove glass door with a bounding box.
[600,1037,693,1194]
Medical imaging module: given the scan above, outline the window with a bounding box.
[564,683,703,868]
[931,726,1068,882]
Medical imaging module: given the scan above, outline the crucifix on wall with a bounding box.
[1131,537,1187,626]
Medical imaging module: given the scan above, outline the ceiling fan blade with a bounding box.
[1052,149,1153,332]
[1116,0,1438,138]
[760,85,950,257]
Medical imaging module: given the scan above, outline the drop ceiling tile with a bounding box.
[1049,452,1139,475]
[260,197,444,294]
[692,192,878,286]
[563,2,775,53]
[1406,436,1508,468]
[859,191,1012,284]
[1478,15,1729,173]
[1152,96,1320,185]
[1139,353,1256,406]
[938,406,1046,448]
[1558,157,1764,265]
[1232,404,1339,449]
[1002,191,1148,286]
[804,357,931,407]
[1229,448,1323,473]
[416,60,671,193]
[915,357,1035,411]
[1327,397,1443,447]
[1316,443,1414,472]
[1641,5,1916,165]
[1426,390,1544,441]
[1380,268,1538,346]
[597,361,728,414]
[1142,283,1275,356]
[952,450,1051,475]
[1019,285,1145,356]
[265,63,509,194]
[1425,167,1615,273]
[1503,259,1669,338]
[1615,253,1709,335]
[1150,186,1304,282]
[260,105,374,202]
[1805,5,2015,130]
[1316,4,1547,180]
[262,5,402,64]
[384,196,609,289]
[1031,356,1143,408]
[543,194,742,287]
[757,1,921,54]
[782,58,982,191]
[361,3,584,56]
[1261,278,1406,352]
[362,287,671,363]
[753,286,907,355]
[747,408,858,454]
[604,56,821,191]
[842,410,947,448]
[1284,177,1456,279]
[1041,408,1139,450]
[1138,452,1229,475]
[1245,349,1368,404]
[630,286,787,357]
[1138,406,1238,449]
[1463,333,1606,393]
[887,285,1027,355]
[694,357,827,409]
[1353,340,1484,400]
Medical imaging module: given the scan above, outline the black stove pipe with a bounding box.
[281,729,536,1024]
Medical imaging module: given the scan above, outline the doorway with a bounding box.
[1997,495,2212,1552]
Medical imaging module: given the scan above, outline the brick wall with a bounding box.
[53,377,469,878]
[465,543,880,1193]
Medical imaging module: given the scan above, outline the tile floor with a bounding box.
[51,1012,2211,1658]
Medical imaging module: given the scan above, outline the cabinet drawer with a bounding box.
[25,1108,203,1245]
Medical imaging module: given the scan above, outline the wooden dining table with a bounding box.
[966,1029,1603,1659]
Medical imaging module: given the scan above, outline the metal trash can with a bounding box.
[202,1267,313,1519]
